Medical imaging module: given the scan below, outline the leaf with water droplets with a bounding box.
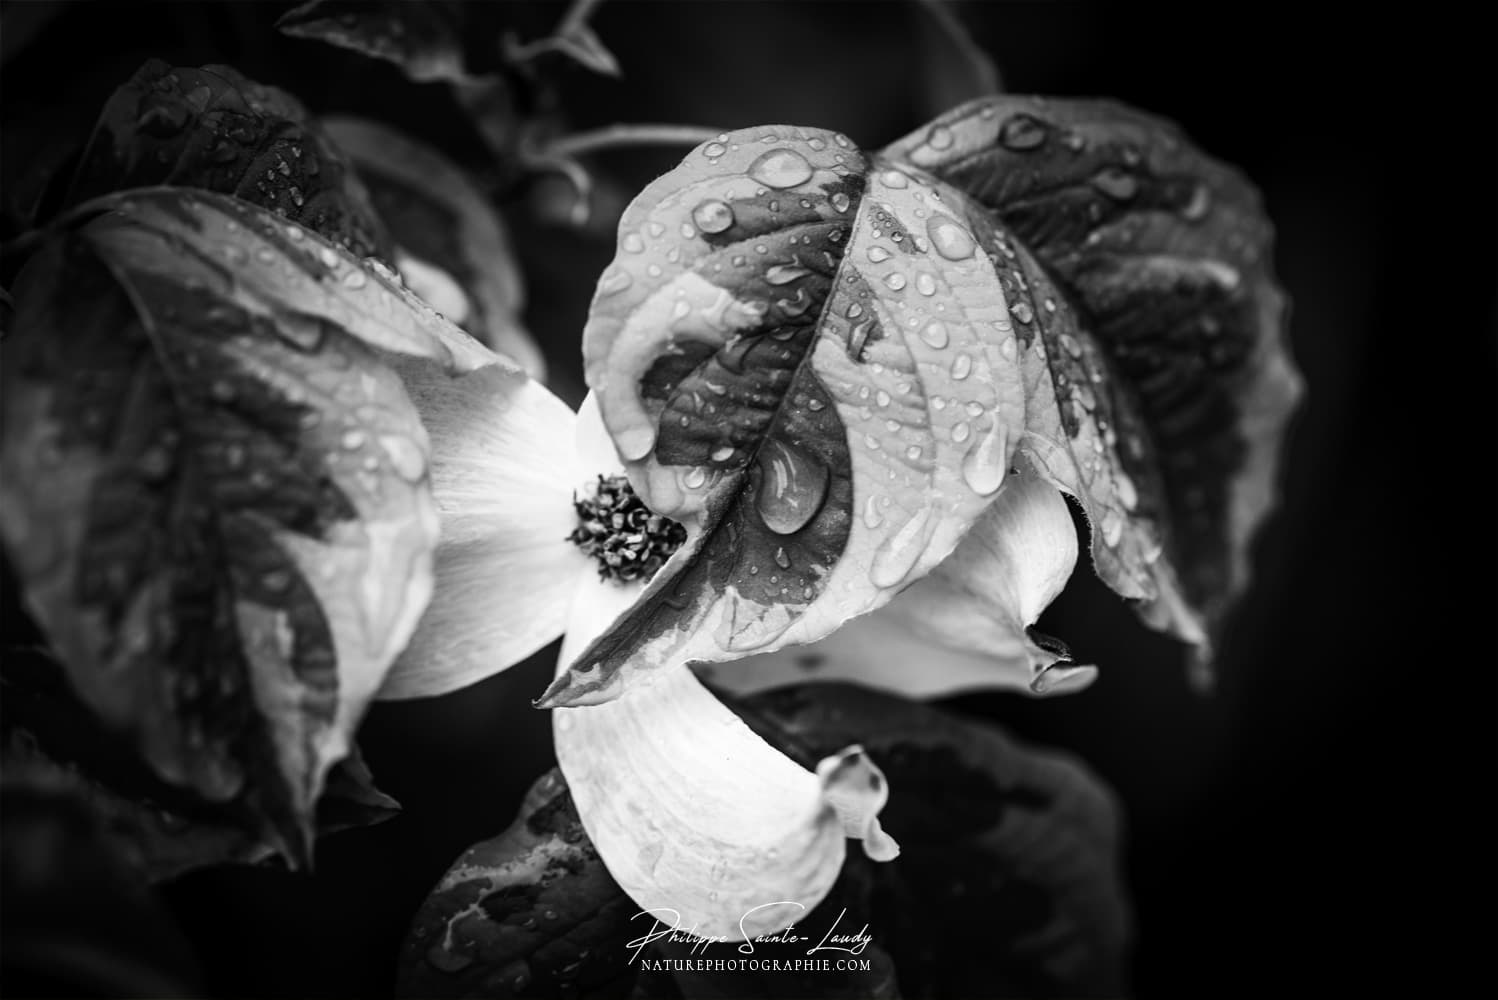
[741,683,1131,999]
[882,96,1301,673]
[0,189,460,865]
[541,126,1034,707]
[64,59,391,259]
[2,647,399,880]
[321,116,543,376]
[397,769,641,999]
[277,1,478,84]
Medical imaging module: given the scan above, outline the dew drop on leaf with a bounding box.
[884,273,907,291]
[926,123,955,151]
[960,418,1010,496]
[692,199,735,234]
[830,192,851,213]
[915,272,937,296]
[867,245,891,263]
[998,113,1049,151]
[870,506,934,587]
[951,353,973,380]
[1010,301,1034,324]
[755,438,830,535]
[747,149,813,189]
[927,215,976,260]
[621,232,645,253]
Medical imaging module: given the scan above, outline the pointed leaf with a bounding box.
[2,647,399,881]
[544,127,1032,706]
[278,1,480,84]
[398,769,641,999]
[65,59,391,259]
[882,96,1302,662]
[0,188,472,864]
[320,116,543,375]
[741,683,1131,998]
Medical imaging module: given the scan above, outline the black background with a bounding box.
[2,1,1495,997]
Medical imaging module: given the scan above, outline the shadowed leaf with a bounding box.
[740,683,1131,998]
[882,96,1301,669]
[0,188,488,865]
[321,115,543,375]
[65,59,391,259]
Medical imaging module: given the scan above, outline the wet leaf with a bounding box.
[881,96,1301,665]
[548,101,1296,703]
[0,770,200,996]
[277,0,481,84]
[740,683,1131,999]
[0,188,483,865]
[321,115,543,375]
[397,769,641,999]
[2,646,399,881]
[64,59,391,259]
[402,765,899,1000]
[542,127,1031,706]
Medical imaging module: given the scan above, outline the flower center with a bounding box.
[569,474,687,583]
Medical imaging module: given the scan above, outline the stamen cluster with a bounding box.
[568,474,687,583]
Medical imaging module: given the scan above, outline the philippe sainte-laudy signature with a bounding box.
[625,904,873,964]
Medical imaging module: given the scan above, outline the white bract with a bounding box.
[377,339,1090,936]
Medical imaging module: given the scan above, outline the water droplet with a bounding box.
[871,507,934,587]
[756,438,830,534]
[952,421,971,443]
[999,113,1048,151]
[693,199,735,234]
[765,263,811,285]
[920,320,949,349]
[682,466,707,489]
[772,546,792,570]
[1092,167,1138,201]
[598,267,632,295]
[867,245,891,263]
[621,232,645,253]
[875,389,891,408]
[880,169,909,189]
[830,191,851,213]
[381,435,426,482]
[927,215,976,260]
[951,353,972,380]
[1116,472,1139,510]
[748,148,814,189]
[711,445,736,462]
[807,397,825,411]
[845,302,864,320]
[318,246,340,268]
[961,418,1010,495]
[914,272,939,296]
[616,424,656,461]
[905,444,923,461]
[1182,184,1211,221]
[1101,509,1124,546]
[884,273,907,291]
[341,429,366,450]
[341,268,367,289]
[926,123,954,150]
[862,494,884,528]
[1010,301,1034,324]
[703,141,727,158]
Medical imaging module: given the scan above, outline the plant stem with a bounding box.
[542,124,722,161]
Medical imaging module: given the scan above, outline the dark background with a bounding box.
[2,1,1494,997]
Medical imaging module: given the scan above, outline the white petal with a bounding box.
[378,359,589,699]
[702,458,1091,700]
[553,570,896,938]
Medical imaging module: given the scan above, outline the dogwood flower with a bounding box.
[376,338,1088,936]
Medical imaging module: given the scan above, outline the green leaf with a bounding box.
[740,683,1131,998]
[320,116,543,376]
[64,59,392,259]
[0,188,478,865]
[545,102,1297,704]
[881,96,1302,664]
